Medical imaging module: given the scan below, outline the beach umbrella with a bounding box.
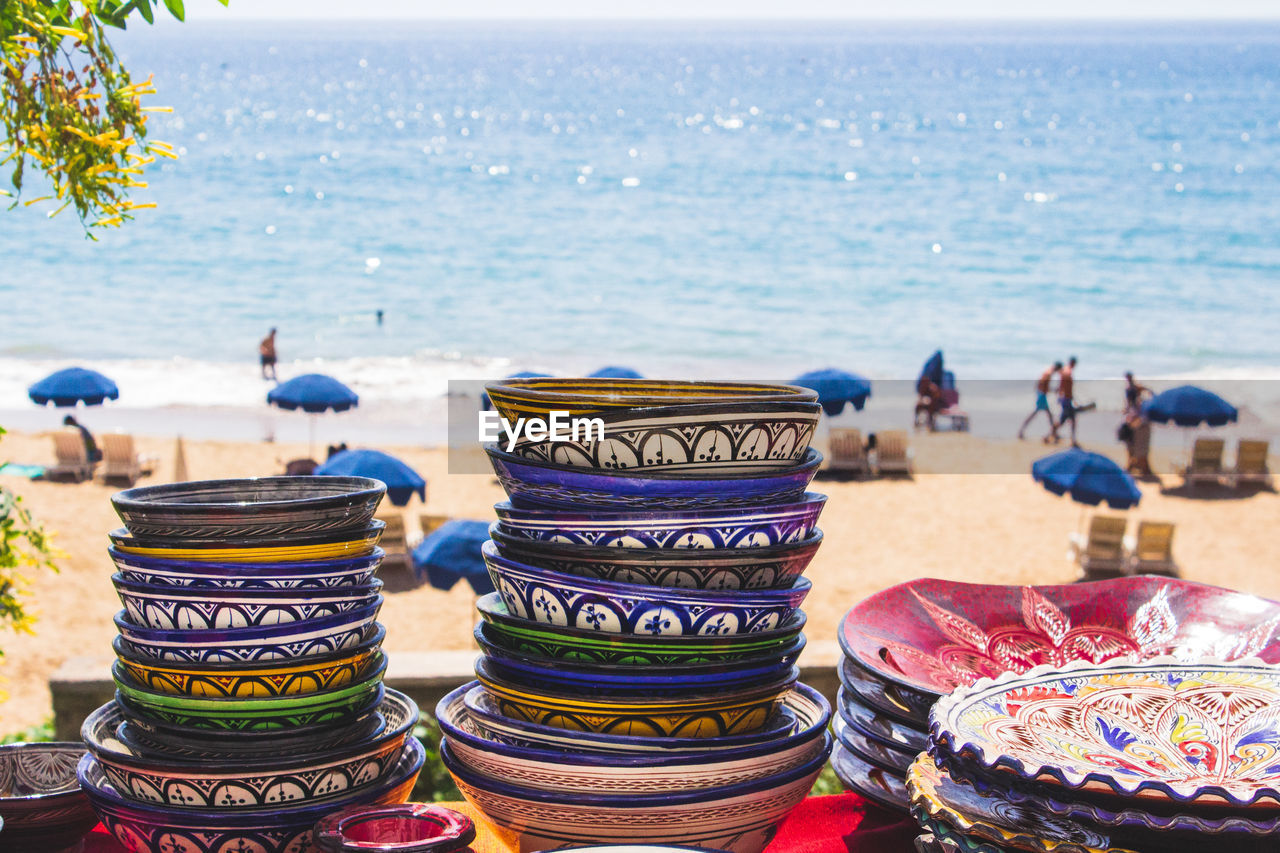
[481,371,553,411]
[588,366,644,379]
[28,367,119,407]
[267,373,358,458]
[919,351,945,388]
[1143,385,1238,428]
[315,449,425,507]
[413,519,494,595]
[1032,448,1142,509]
[793,368,872,416]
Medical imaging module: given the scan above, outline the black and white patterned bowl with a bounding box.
[0,742,98,852]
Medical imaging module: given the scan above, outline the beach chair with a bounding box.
[375,511,410,570]
[874,430,913,476]
[283,458,319,476]
[933,388,970,432]
[1183,437,1226,487]
[826,428,869,478]
[47,431,94,482]
[419,513,451,539]
[1128,521,1178,577]
[1231,439,1273,488]
[1068,515,1129,580]
[100,433,157,486]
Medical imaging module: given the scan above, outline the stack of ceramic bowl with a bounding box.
[84,477,425,853]
[439,378,834,853]
[833,576,1280,826]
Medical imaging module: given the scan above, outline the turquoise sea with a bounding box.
[1,21,1279,418]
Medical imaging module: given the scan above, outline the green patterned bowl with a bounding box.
[113,659,386,732]
[476,593,806,665]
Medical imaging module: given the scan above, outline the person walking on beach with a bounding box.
[1120,371,1154,476]
[63,414,101,463]
[259,328,278,381]
[1055,356,1079,447]
[1018,362,1061,441]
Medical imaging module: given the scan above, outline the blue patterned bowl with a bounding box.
[113,601,382,663]
[112,575,383,630]
[437,681,830,795]
[80,738,424,853]
[492,494,825,549]
[109,547,384,590]
[475,624,805,697]
[486,446,822,511]
[484,542,810,637]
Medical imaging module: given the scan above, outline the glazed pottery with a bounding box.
[114,661,387,732]
[490,526,822,591]
[475,625,805,696]
[475,658,795,738]
[476,594,806,665]
[113,574,383,630]
[113,601,382,663]
[119,704,387,757]
[0,742,98,853]
[839,576,1280,698]
[839,657,932,727]
[108,520,385,563]
[832,715,914,775]
[487,446,822,511]
[111,476,385,539]
[492,495,824,549]
[441,736,827,853]
[485,543,810,636]
[931,657,1280,808]
[830,741,909,813]
[436,681,830,795]
[83,690,417,810]
[109,547,383,589]
[506,400,821,474]
[483,378,818,421]
[314,803,476,852]
[81,738,425,853]
[837,687,928,753]
[113,624,385,698]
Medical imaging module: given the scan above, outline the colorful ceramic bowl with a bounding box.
[441,735,827,853]
[109,547,384,590]
[839,576,1280,699]
[114,661,387,732]
[113,601,382,663]
[111,476,385,540]
[109,521,385,563]
[487,446,822,511]
[507,400,821,475]
[475,658,796,738]
[476,594,806,665]
[475,624,804,697]
[81,738,424,853]
[484,543,810,637]
[490,526,822,591]
[0,742,98,853]
[833,714,914,775]
[484,378,819,421]
[931,657,1280,809]
[437,681,829,795]
[113,625,385,698]
[314,803,476,853]
[84,691,417,810]
[492,495,825,549]
[830,741,909,813]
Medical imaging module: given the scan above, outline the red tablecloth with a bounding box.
[84,793,916,852]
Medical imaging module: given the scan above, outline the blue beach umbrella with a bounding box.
[793,368,872,416]
[1032,448,1142,509]
[919,351,945,388]
[413,519,495,595]
[315,449,425,507]
[588,366,644,379]
[28,367,119,407]
[267,373,358,457]
[1143,385,1238,428]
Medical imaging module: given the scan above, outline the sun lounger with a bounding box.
[375,511,410,570]
[283,458,319,476]
[874,430,913,476]
[933,389,970,432]
[1183,437,1226,487]
[1231,439,1273,488]
[1068,514,1128,580]
[826,428,869,477]
[100,433,157,486]
[419,513,452,539]
[47,431,94,482]
[1127,521,1178,577]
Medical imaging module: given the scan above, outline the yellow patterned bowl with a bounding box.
[475,658,796,738]
[108,521,384,563]
[483,378,818,421]
[112,624,385,698]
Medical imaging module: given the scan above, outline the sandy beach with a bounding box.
[0,426,1275,735]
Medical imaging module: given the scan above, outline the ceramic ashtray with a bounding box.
[314,803,476,851]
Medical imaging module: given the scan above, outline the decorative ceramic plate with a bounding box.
[840,577,1280,698]
[840,658,933,726]
[830,742,909,813]
[833,715,913,774]
[837,687,928,752]
[931,657,1280,808]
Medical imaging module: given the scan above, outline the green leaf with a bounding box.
[163,0,184,20]
[134,0,155,24]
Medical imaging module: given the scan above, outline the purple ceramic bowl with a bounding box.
[486,446,822,510]
[0,742,97,853]
[314,803,476,852]
[108,547,384,590]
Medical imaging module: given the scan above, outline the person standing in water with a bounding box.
[259,328,278,381]
[1055,356,1079,447]
[1018,361,1061,442]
